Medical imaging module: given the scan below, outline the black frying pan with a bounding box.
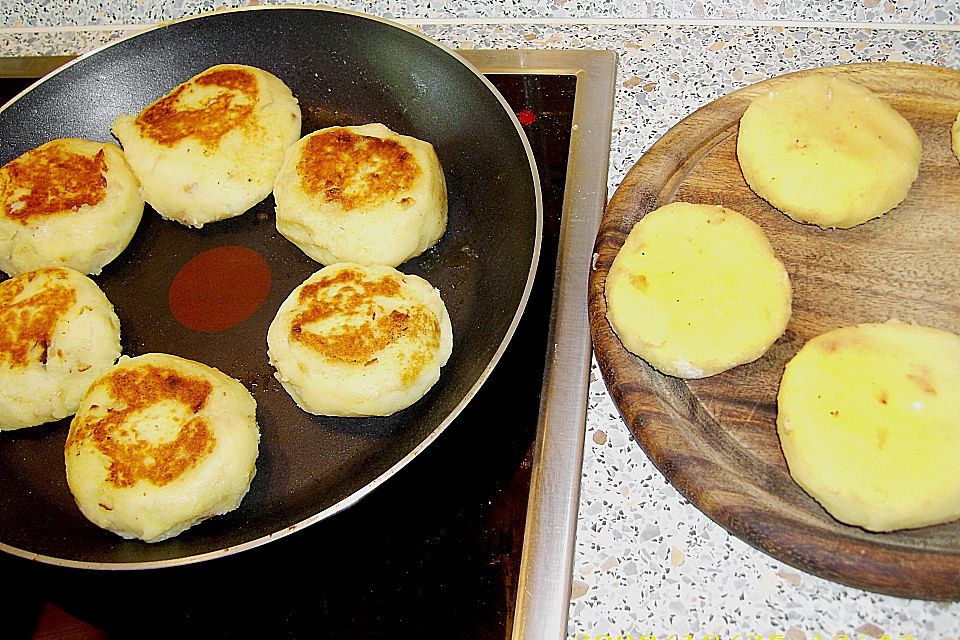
[0,7,541,567]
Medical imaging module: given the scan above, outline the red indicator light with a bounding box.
[516,108,537,126]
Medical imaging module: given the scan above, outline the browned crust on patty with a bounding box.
[289,267,440,383]
[297,128,421,211]
[135,66,259,148]
[67,364,216,488]
[0,268,77,368]
[0,142,107,224]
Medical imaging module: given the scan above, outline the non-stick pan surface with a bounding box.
[0,7,541,567]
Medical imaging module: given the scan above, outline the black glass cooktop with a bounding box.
[0,71,577,639]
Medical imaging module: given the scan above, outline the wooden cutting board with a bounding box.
[588,62,960,600]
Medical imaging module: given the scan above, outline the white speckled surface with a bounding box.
[2,4,960,638]
[1,0,959,26]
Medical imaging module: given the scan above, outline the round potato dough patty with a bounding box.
[112,64,301,228]
[737,74,921,229]
[605,202,792,378]
[0,138,144,276]
[0,267,121,430]
[267,262,453,417]
[273,123,447,267]
[777,322,960,532]
[65,353,260,543]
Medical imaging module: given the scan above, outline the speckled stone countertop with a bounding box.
[3,2,960,638]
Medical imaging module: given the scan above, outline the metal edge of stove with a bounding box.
[459,49,618,640]
[0,48,619,638]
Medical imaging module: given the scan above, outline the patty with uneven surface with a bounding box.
[65,353,260,542]
[0,267,121,430]
[0,138,143,276]
[112,64,301,227]
[274,123,447,267]
[267,262,453,416]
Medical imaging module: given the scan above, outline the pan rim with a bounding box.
[0,5,544,570]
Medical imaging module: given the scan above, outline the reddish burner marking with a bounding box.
[168,245,271,333]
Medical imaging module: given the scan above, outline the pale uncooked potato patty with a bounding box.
[65,353,260,543]
[737,74,921,229]
[267,262,453,416]
[778,322,960,532]
[605,202,792,378]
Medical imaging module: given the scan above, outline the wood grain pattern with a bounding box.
[588,62,960,600]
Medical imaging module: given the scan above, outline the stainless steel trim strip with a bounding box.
[0,55,72,77]
[459,50,618,640]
